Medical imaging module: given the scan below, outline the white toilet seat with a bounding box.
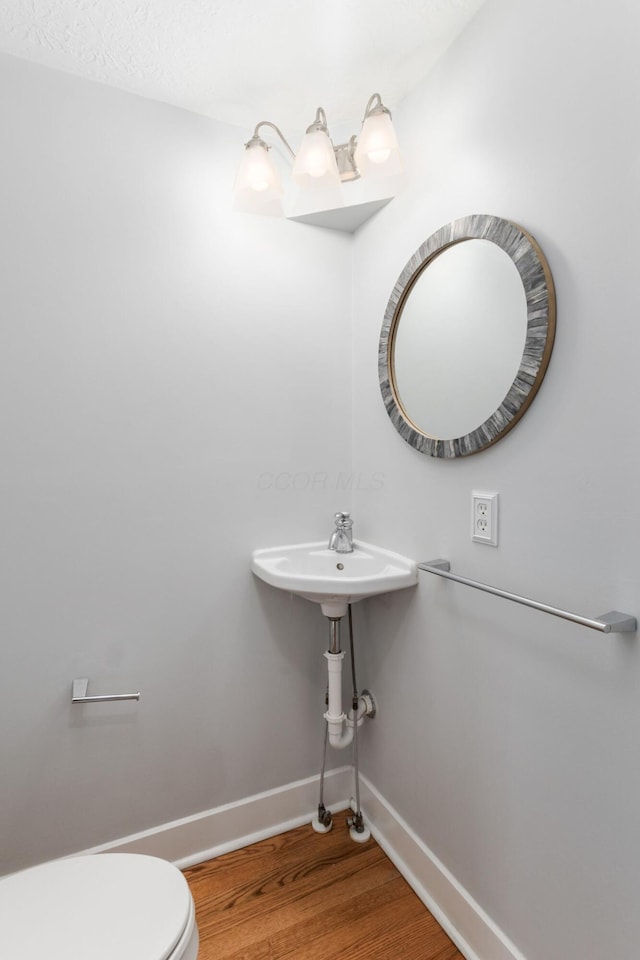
[0,853,199,960]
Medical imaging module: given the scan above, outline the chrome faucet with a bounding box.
[328,511,354,553]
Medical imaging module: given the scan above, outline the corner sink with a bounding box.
[251,540,418,618]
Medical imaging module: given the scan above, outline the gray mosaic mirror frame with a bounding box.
[379,214,556,458]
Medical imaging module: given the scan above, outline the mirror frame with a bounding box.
[379,214,556,458]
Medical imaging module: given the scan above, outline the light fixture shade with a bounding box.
[292,129,341,190]
[354,112,403,178]
[233,141,283,215]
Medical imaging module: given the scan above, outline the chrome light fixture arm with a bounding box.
[305,107,330,135]
[246,120,296,160]
[362,92,392,121]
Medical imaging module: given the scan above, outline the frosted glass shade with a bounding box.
[292,129,341,190]
[233,141,283,215]
[354,112,403,178]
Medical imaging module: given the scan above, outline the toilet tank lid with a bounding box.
[0,853,194,960]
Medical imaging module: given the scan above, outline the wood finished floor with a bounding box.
[184,810,465,960]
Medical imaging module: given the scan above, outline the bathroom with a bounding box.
[1,0,639,957]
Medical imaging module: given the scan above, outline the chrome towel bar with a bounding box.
[71,677,141,703]
[419,560,636,634]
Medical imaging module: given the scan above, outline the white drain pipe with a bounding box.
[323,650,367,749]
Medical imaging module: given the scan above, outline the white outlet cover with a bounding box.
[471,491,499,546]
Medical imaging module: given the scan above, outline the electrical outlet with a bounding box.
[471,491,499,546]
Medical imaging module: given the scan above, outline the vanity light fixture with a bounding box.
[233,93,402,216]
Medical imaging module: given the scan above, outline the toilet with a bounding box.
[0,852,199,959]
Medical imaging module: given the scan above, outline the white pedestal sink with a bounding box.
[251,540,418,618]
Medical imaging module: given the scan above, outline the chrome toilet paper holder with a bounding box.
[71,677,141,704]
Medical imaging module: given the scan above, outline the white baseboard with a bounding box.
[76,766,525,960]
[77,766,352,869]
[357,775,528,960]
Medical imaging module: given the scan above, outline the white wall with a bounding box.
[352,1,640,958]
[0,52,353,874]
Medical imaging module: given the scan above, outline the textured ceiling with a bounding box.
[0,0,484,134]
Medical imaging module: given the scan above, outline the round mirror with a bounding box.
[379,215,556,458]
